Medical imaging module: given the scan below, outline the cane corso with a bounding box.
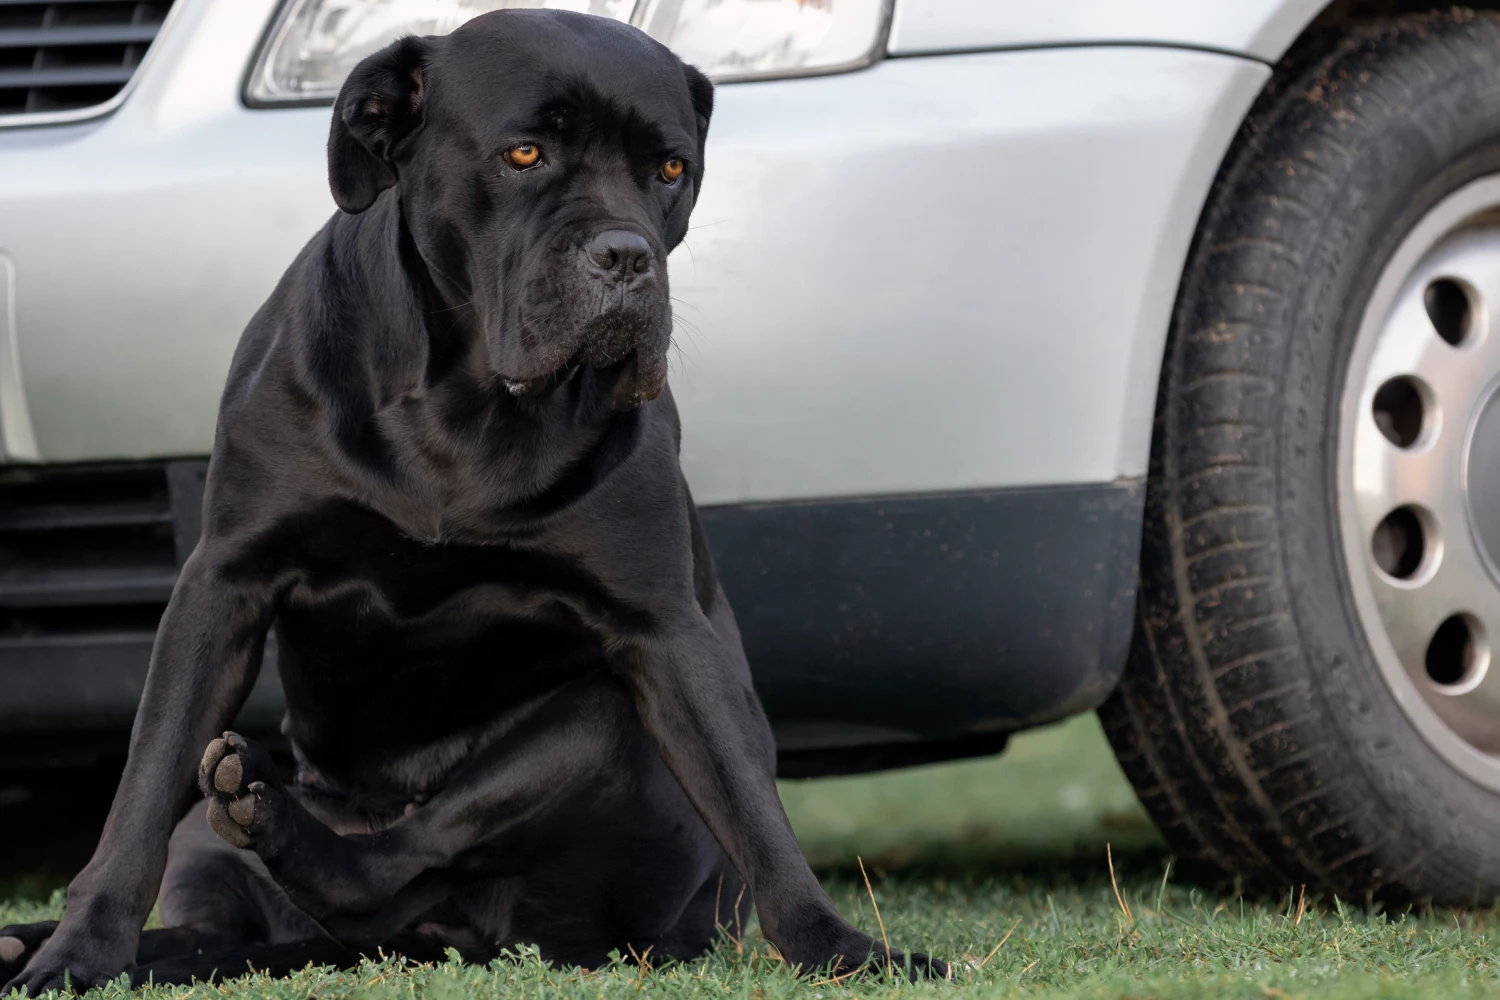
[0,9,944,994]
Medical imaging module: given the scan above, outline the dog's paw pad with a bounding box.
[198,736,231,796]
[0,935,25,962]
[206,797,254,848]
[213,751,245,796]
[227,794,258,827]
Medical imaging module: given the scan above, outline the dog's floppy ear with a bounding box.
[682,62,714,179]
[327,35,429,215]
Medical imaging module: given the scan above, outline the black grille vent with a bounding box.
[0,462,180,640]
[0,460,291,742]
[0,0,173,117]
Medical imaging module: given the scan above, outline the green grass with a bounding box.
[6,714,1500,997]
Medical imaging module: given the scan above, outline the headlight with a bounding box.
[633,0,886,80]
[245,0,888,105]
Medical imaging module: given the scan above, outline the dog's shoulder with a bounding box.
[220,200,429,432]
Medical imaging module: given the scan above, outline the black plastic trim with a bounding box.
[702,482,1144,774]
[0,469,1144,775]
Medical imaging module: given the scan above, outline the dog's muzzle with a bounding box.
[502,343,668,411]
[501,229,670,408]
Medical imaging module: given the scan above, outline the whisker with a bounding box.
[671,314,703,337]
[427,299,476,317]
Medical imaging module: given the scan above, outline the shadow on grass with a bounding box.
[809,833,1173,889]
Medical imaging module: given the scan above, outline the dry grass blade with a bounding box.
[713,872,724,932]
[808,967,861,988]
[733,883,747,954]
[857,856,894,979]
[1293,885,1307,927]
[976,917,1023,970]
[626,943,653,990]
[1107,843,1134,927]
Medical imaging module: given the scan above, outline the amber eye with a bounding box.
[660,157,684,183]
[506,144,542,169]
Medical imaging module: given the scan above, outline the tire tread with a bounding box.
[1100,10,1500,903]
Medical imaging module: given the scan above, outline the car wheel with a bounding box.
[1100,10,1500,904]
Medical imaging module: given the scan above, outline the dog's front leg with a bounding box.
[4,550,276,996]
[617,612,946,980]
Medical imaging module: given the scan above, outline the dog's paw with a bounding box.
[199,732,287,853]
[829,947,948,983]
[0,920,57,986]
[786,922,949,985]
[0,919,127,997]
[892,950,948,982]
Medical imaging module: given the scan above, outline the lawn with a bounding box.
[5,713,1500,998]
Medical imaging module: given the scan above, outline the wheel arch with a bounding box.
[1263,0,1500,62]
[1123,0,1500,486]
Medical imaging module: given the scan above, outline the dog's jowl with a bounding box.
[0,10,944,994]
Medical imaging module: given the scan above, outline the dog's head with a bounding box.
[327,10,713,410]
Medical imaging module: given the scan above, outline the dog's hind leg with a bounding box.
[197,676,640,944]
[131,938,358,987]
[0,808,329,985]
[650,860,750,963]
[155,799,331,948]
[131,815,491,988]
[130,923,484,987]
[0,913,269,985]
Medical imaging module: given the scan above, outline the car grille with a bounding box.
[0,0,174,118]
[0,460,291,742]
[0,462,185,641]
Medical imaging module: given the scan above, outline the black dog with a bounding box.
[1,10,943,993]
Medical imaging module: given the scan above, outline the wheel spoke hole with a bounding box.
[1373,505,1431,580]
[1425,613,1488,690]
[1372,376,1427,448]
[1425,278,1474,346]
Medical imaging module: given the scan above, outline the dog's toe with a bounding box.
[198,736,233,797]
[0,920,58,981]
[905,952,949,981]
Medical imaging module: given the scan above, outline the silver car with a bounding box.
[4,0,1500,904]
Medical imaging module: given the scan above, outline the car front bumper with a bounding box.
[0,0,1270,764]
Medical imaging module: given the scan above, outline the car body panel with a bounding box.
[671,49,1265,503]
[887,0,1330,63]
[0,0,1269,504]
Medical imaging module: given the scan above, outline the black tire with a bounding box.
[1100,10,1500,904]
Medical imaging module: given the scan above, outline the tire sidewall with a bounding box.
[1280,58,1500,892]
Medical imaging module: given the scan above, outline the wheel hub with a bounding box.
[1340,177,1500,789]
[1466,381,1500,584]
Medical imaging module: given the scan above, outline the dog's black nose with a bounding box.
[585,230,653,284]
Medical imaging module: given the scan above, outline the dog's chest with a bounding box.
[277,499,597,623]
[271,506,608,771]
